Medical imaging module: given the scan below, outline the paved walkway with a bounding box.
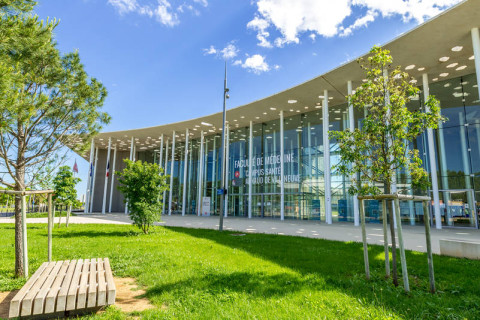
[1,213,479,254]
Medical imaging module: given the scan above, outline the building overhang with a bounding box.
[73,0,480,159]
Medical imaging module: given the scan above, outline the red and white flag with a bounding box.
[73,160,78,173]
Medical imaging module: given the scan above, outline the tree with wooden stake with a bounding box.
[330,46,444,291]
[53,166,80,227]
[0,1,109,277]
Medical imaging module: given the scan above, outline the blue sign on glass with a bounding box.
[217,189,224,195]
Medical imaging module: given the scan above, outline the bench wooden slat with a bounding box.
[87,259,97,308]
[97,258,107,306]
[10,258,115,318]
[44,260,70,314]
[32,260,63,315]
[9,262,48,318]
[65,259,83,311]
[21,261,56,316]
[104,258,116,305]
[76,259,90,309]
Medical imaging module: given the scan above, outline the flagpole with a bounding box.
[84,140,95,213]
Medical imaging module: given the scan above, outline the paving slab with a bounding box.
[1,213,479,254]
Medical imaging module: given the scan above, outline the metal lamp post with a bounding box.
[219,62,229,231]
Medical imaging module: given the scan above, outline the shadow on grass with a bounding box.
[162,226,480,319]
[147,271,317,299]
[52,229,139,239]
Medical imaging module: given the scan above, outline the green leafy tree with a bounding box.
[330,46,445,286]
[53,166,80,227]
[117,160,169,234]
[0,2,109,276]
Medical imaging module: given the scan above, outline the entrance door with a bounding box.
[431,189,478,228]
[252,194,281,218]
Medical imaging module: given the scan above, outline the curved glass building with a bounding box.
[76,0,480,229]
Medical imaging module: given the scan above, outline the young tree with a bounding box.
[330,46,444,286]
[0,2,109,276]
[117,160,169,234]
[53,166,80,227]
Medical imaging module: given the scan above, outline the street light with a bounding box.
[219,62,229,231]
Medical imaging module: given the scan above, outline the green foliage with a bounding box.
[0,0,35,13]
[1,224,479,318]
[117,160,169,234]
[0,0,109,276]
[52,165,80,206]
[330,46,446,195]
[0,2,110,189]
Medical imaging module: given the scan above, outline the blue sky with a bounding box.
[33,0,462,197]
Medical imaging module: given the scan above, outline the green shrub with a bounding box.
[117,159,169,234]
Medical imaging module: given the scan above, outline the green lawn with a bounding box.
[0,224,479,319]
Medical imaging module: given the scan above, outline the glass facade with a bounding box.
[133,73,480,228]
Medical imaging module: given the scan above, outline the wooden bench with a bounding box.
[9,258,116,318]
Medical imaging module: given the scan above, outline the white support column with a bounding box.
[169,131,176,215]
[224,124,230,218]
[163,139,169,215]
[248,121,253,219]
[197,131,204,216]
[129,137,134,160]
[437,121,451,224]
[280,111,285,221]
[459,112,475,216]
[471,28,480,99]
[308,121,312,194]
[182,129,189,216]
[348,81,360,226]
[125,137,134,214]
[108,145,117,213]
[159,134,164,171]
[101,137,112,214]
[323,90,332,224]
[423,73,442,229]
[90,147,99,213]
[212,136,217,213]
[85,140,95,213]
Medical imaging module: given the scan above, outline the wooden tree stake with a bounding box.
[359,198,370,279]
[394,198,409,292]
[422,201,436,293]
[382,200,390,278]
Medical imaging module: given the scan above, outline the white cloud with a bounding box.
[241,54,271,74]
[221,43,239,59]
[340,10,377,37]
[203,45,217,55]
[153,0,178,26]
[203,42,239,60]
[108,0,208,26]
[193,0,208,7]
[248,0,462,46]
[247,16,272,48]
[108,0,138,14]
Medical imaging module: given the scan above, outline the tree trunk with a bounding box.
[14,126,26,277]
[385,182,398,286]
[66,205,71,227]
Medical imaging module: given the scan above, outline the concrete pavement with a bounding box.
[2,212,479,254]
